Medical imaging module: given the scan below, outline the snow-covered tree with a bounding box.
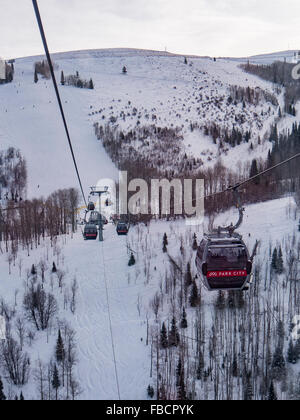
[52,364,60,400]
[168,317,180,347]
[160,322,168,349]
[180,307,188,329]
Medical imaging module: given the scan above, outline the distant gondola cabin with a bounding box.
[84,224,98,240]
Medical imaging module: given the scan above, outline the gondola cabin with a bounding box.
[87,202,95,211]
[196,233,252,291]
[116,222,129,235]
[84,224,98,240]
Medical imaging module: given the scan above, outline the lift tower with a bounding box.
[90,186,109,242]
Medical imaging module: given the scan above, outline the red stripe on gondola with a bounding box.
[207,270,248,278]
[86,234,97,237]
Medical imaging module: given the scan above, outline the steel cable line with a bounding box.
[100,241,121,400]
[183,150,300,206]
[32,0,122,399]
[32,0,87,207]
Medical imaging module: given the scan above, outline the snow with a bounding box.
[1,48,300,399]
[227,49,300,65]
[2,48,298,202]
[0,56,118,199]
[0,191,298,399]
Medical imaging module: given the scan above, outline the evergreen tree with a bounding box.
[122,66,127,74]
[52,262,57,273]
[77,79,83,88]
[19,392,24,401]
[162,233,168,253]
[271,248,278,271]
[147,385,154,398]
[189,281,199,307]
[160,322,168,348]
[34,69,38,84]
[56,330,65,363]
[250,159,259,184]
[180,307,188,329]
[168,317,180,347]
[176,357,182,386]
[52,365,61,401]
[276,247,284,274]
[60,71,65,86]
[128,253,136,266]
[192,233,198,251]
[89,79,94,90]
[184,57,188,65]
[185,263,193,287]
[163,233,168,246]
[268,381,278,400]
[31,264,37,275]
[277,320,285,341]
[0,376,6,400]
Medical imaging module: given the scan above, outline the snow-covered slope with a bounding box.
[1,48,300,400]
[0,195,298,400]
[1,48,299,200]
[227,49,300,65]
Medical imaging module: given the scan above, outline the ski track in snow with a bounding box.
[63,226,149,400]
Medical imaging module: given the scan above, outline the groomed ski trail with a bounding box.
[63,224,149,400]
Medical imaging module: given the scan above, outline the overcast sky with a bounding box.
[1,0,300,59]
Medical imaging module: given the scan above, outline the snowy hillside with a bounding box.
[1,195,300,400]
[1,48,300,401]
[1,48,300,198]
[229,50,300,65]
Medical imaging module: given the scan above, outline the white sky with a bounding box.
[1,0,300,59]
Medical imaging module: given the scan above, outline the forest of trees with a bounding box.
[126,220,300,400]
[242,61,300,116]
[0,145,81,398]
[94,120,300,219]
[0,147,80,256]
[34,60,56,80]
[61,70,94,90]
[0,147,27,202]
[0,252,81,400]
[0,187,80,258]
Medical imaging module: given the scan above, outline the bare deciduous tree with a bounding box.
[23,283,57,331]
